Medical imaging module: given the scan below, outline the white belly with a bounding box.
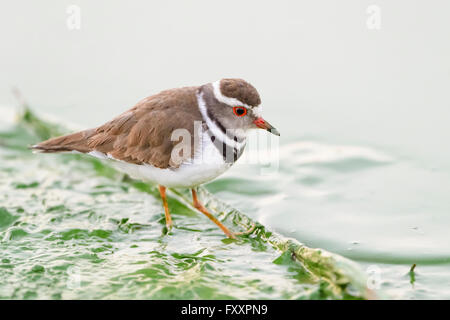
[89,132,233,188]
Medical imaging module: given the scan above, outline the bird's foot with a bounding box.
[231,222,256,237]
[191,188,256,240]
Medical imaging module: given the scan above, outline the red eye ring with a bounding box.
[233,106,247,117]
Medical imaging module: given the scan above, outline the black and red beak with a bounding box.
[253,117,280,136]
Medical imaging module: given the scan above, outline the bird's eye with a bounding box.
[233,106,247,117]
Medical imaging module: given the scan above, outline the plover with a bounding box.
[32,78,279,238]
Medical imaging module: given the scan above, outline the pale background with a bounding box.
[1,1,449,167]
[1,0,450,298]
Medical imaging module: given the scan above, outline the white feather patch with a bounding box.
[88,150,108,159]
[80,135,231,188]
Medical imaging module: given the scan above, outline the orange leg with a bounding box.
[158,185,173,230]
[191,188,236,239]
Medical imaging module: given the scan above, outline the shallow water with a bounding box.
[1,109,449,299]
[215,139,450,299]
[1,0,450,299]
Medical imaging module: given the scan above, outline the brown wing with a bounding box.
[32,86,203,169]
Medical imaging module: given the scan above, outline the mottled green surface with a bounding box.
[0,108,370,300]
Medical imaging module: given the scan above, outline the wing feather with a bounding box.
[32,86,202,169]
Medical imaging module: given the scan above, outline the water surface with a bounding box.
[1,0,450,299]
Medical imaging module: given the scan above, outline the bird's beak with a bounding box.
[253,117,280,136]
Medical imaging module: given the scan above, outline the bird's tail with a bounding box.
[30,129,95,154]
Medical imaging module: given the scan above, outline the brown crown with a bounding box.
[220,78,261,107]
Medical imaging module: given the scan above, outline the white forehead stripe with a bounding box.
[212,80,252,109]
[212,80,262,118]
[252,105,262,117]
